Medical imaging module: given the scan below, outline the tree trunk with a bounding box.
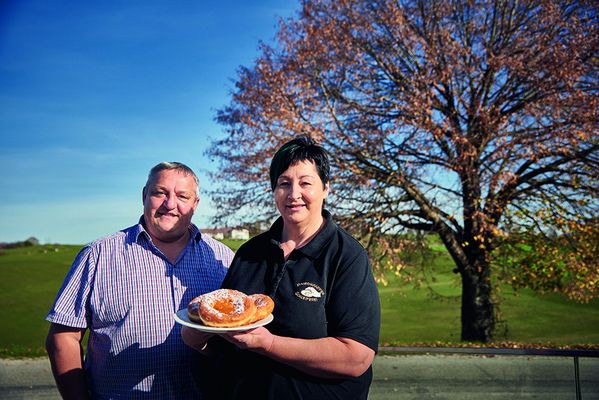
[460,258,495,342]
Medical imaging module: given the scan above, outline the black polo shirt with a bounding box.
[197,210,380,400]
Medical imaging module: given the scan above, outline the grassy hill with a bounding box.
[0,244,83,357]
[1,242,597,357]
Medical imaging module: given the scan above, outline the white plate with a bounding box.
[173,308,274,332]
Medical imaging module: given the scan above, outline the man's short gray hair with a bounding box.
[146,162,200,196]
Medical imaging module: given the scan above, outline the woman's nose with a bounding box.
[288,183,301,199]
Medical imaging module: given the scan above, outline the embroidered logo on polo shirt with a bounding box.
[295,282,324,302]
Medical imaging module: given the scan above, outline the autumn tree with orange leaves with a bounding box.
[207,0,598,342]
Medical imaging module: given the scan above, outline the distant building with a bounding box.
[201,228,227,240]
[230,228,250,240]
[202,227,249,240]
[0,236,40,249]
[25,237,40,246]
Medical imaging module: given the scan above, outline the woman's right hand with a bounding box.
[181,326,214,352]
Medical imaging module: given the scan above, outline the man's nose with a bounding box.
[163,194,177,208]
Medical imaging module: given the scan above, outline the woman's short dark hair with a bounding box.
[269,136,330,191]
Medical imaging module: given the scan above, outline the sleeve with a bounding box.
[326,247,381,352]
[206,235,235,269]
[45,245,97,328]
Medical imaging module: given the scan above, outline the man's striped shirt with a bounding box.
[46,221,234,399]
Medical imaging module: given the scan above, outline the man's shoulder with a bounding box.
[86,224,140,249]
[199,232,226,247]
[198,232,235,255]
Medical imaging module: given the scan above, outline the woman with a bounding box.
[182,136,380,399]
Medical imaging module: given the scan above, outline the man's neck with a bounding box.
[151,230,191,264]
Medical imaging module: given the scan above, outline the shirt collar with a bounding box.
[268,209,335,260]
[133,216,202,244]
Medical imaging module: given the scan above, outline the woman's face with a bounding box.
[274,160,329,228]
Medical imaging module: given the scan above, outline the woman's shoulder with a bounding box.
[318,220,369,269]
[330,221,367,253]
[236,230,276,255]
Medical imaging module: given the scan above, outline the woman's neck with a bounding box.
[280,215,325,257]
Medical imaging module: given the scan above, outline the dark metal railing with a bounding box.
[379,346,599,400]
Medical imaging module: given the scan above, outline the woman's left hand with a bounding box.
[219,326,275,353]
[181,326,214,352]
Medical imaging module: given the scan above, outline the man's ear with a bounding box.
[142,186,147,204]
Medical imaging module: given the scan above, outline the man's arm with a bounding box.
[45,323,90,400]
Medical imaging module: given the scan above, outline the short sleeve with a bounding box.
[326,249,380,352]
[45,245,97,328]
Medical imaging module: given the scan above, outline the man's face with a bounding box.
[142,169,199,243]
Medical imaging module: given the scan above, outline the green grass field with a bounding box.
[1,242,597,357]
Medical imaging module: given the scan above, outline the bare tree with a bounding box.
[208,0,598,342]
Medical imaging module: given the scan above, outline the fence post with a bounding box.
[574,355,581,400]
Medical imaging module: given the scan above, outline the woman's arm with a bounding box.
[220,327,375,378]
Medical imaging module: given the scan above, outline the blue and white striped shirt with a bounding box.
[46,220,234,399]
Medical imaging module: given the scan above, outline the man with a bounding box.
[45,162,234,399]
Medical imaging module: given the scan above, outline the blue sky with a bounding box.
[0,0,297,244]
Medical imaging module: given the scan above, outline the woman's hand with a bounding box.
[219,326,275,353]
[181,326,214,352]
